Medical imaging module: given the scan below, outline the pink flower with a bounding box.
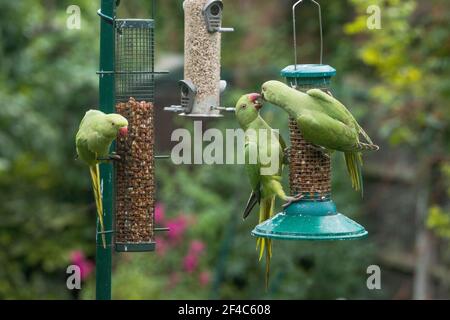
[183,254,199,273]
[167,272,181,289]
[167,216,189,243]
[155,203,165,225]
[199,271,211,287]
[189,240,205,255]
[70,250,94,280]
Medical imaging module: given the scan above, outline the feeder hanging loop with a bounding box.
[292,0,323,69]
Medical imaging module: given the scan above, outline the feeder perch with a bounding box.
[203,0,234,33]
[252,0,367,241]
[165,0,233,117]
[114,18,158,252]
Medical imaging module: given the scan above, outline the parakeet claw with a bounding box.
[109,154,121,161]
[282,194,304,208]
[109,152,121,161]
[97,153,122,162]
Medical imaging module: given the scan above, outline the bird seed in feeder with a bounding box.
[183,0,221,115]
[115,98,155,247]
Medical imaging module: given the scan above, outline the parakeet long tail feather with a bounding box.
[344,152,364,196]
[256,197,274,290]
[89,165,106,248]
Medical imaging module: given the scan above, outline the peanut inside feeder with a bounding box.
[115,98,156,252]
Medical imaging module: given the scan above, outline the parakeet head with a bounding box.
[104,113,129,137]
[261,80,287,104]
[235,93,263,127]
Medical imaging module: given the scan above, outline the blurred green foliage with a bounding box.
[345,0,450,237]
[0,0,448,299]
[0,0,100,298]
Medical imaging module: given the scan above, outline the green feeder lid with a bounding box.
[251,200,368,241]
[281,64,336,88]
[281,64,337,78]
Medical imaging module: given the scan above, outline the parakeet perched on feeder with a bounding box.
[75,110,129,248]
[235,93,300,288]
[261,80,379,194]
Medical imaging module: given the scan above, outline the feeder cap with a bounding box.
[281,64,336,78]
[251,200,368,241]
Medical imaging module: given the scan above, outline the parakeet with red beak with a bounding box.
[235,93,299,288]
[261,80,379,194]
[75,110,128,248]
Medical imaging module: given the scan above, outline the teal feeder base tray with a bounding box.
[115,242,156,252]
[251,200,367,241]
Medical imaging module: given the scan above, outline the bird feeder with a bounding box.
[252,0,367,241]
[113,14,158,252]
[165,0,234,117]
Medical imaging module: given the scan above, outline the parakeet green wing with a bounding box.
[262,80,379,194]
[306,89,374,145]
[242,137,261,219]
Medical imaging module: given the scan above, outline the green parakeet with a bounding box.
[261,80,379,194]
[235,93,299,288]
[75,110,129,248]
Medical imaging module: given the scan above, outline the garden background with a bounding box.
[0,0,449,299]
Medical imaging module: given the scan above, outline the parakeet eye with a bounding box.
[242,104,247,109]
[111,122,115,126]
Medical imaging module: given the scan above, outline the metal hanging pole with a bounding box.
[292,0,323,70]
[96,0,116,300]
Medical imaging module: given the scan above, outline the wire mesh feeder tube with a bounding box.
[114,19,157,252]
[289,118,331,200]
[282,65,336,200]
[115,98,156,252]
[115,19,155,103]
